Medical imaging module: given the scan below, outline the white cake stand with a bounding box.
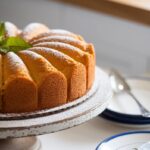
[0,67,112,150]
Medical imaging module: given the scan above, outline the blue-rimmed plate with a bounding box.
[96,130,150,150]
[100,77,150,127]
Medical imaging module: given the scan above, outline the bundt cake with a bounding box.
[0,22,95,113]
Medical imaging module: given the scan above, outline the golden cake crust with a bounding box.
[18,50,67,109]
[29,47,86,101]
[3,52,38,113]
[34,42,95,89]
[0,22,95,113]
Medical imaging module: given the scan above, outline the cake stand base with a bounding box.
[0,67,112,150]
[0,137,41,150]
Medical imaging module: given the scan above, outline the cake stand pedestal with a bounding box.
[0,67,112,150]
[0,137,41,150]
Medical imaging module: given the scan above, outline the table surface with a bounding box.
[39,116,145,150]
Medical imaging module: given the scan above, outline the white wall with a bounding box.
[0,0,150,75]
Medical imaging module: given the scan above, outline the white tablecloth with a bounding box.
[39,117,141,150]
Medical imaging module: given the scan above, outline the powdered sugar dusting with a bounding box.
[32,35,75,44]
[50,30,84,41]
[51,29,72,34]
[5,52,31,77]
[6,52,27,69]
[31,35,86,50]
[30,29,80,43]
[19,50,58,74]
[5,22,19,37]
[19,50,55,68]
[29,47,76,65]
[34,41,85,56]
[23,23,49,33]
[19,50,44,60]
[21,23,50,41]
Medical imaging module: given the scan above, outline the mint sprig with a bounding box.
[0,22,5,37]
[0,22,5,45]
[2,37,32,53]
[0,22,32,54]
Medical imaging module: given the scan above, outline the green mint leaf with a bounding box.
[0,22,6,46]
[0,22,32,54]
[0,22,5,37]
[1,37,32,53]
[0,47,9,54]
[0,36,4,44]
[3,37,31,48]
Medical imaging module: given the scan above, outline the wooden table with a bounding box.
[57,0,150,26]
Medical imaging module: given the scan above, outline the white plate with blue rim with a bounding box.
[96,130,150,150]
[100,77,150,128]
